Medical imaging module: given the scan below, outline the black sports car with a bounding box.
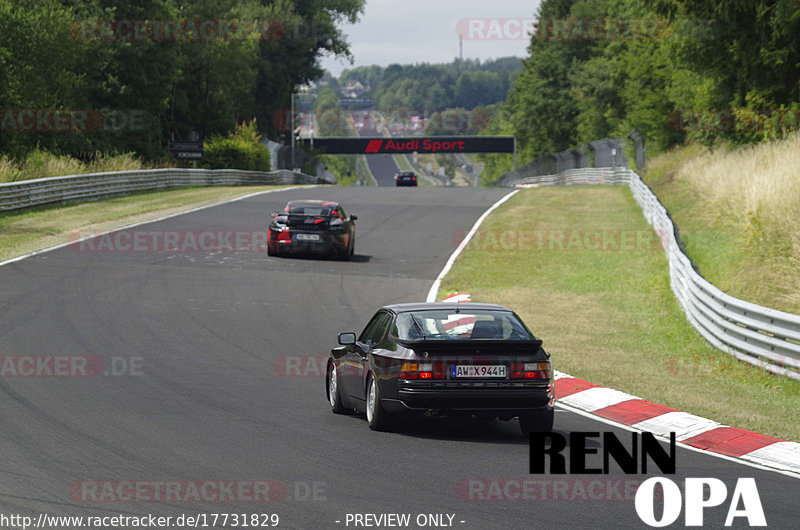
[394,171,418,187]
[267,200,357,260]
[326,302,554,434]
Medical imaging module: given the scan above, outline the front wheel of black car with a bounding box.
[366,374,392,431]
[519,409,554,435]
[327,362,348,414]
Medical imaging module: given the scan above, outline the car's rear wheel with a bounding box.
[327,362,348,414]
[366,374,392,431]
[337,236,353,261]
[519,408,554,435]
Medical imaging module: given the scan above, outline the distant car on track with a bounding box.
[394,171,418,187]
[326,302,554,434]
[267,200,357,260]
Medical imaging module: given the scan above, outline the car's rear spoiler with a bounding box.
[392,337,543,349]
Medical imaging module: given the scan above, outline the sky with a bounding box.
[320,0,542,76]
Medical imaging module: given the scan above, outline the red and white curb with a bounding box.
[553,371,800,477]
[440,293,800,478]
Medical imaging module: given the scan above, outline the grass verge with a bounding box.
[437,186,800,441]
[0,185,291,263]
[644,137,800,314]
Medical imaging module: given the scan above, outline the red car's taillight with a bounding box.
[277,228,291,242]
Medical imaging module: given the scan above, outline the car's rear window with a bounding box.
[289,205,332,216]
[392,310,532,340]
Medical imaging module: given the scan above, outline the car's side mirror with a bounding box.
[350,214,358,221]
[338,332,356,345]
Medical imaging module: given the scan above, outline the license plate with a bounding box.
[295,233,320,241]
[451,365,507,378]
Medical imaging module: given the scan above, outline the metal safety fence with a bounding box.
[501,167,800,380]
[0,168,327,212]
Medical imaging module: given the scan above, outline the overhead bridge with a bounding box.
[300,136,516,156]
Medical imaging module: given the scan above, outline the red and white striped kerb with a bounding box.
[441,292,800,476]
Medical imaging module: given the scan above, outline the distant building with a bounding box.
[341,80,368,98]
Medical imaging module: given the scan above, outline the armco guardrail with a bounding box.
[0,168,328,212]
[502,167,800,380]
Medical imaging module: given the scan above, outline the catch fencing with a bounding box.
[0,168,327,212]
[501,167,800,380]
[494,138,631,187]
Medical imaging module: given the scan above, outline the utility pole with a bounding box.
[290,93,296,169]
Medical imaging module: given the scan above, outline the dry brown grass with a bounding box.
[0,151,166,183]
[646,136,800,313]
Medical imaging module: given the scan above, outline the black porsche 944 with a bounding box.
[326,302,555,434]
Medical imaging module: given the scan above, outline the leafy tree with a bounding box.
[203,118,270,170]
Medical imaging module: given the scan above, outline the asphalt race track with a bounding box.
[0,186,797,528]
[353,110,400,187]
[365,152,400,187]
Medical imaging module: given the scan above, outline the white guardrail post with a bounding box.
[0,168,327,212]
[505,167,800,380]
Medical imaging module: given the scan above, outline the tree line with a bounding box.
[339,57,523,112]
[0,0,364,161]
[481,0,800,180]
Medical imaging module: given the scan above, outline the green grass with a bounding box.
[0,185,290,263]
[437,186,800,441]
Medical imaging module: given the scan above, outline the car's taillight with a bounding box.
[510,362,551,380]
[400,361,445,380]
[277,228,291,242]
[400,362,418,379]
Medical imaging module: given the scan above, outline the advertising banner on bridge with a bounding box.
[300,136,515,154]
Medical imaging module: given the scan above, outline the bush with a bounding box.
[203,120,270,171]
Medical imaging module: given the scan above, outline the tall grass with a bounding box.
[645,134,800,313]
[0,150,165,184]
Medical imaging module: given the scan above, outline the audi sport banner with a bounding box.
[300,136,515,154]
